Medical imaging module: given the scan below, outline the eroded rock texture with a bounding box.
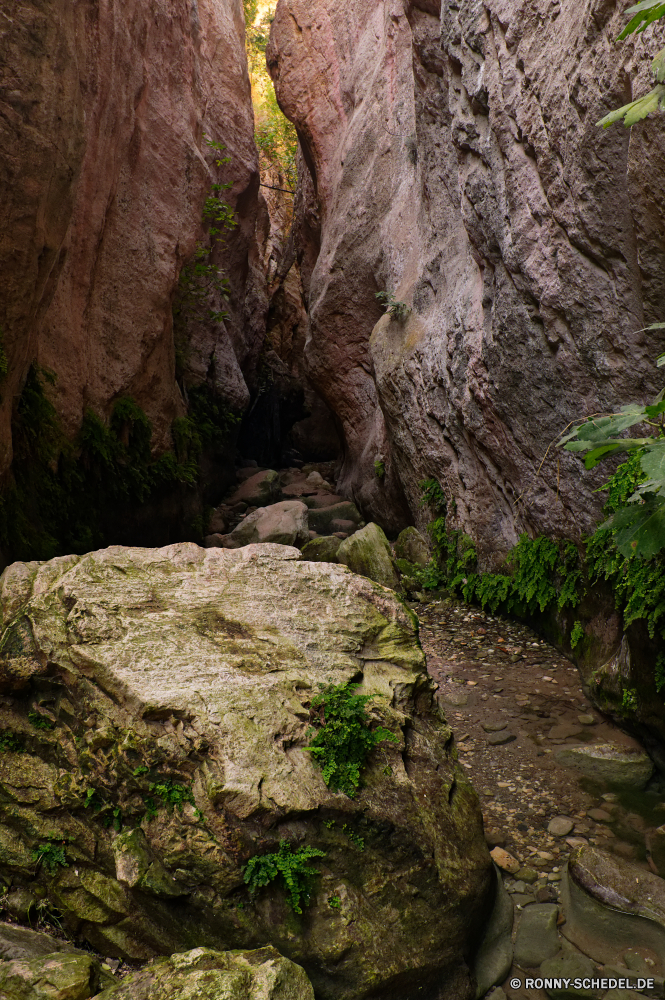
[268,0,665,557]
[0,0,265,470]
[0,543,491,1000]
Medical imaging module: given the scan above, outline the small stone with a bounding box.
[535,885,558,903]
[578,714,596,725]
[485,829,507,848]
[513,903,560,967]
[548,816,574,837]
[487,731,516,746]
[490,847,521,874]
[3,889,37,922]
[482,722,507,733]
[587,808,612,822]
[516,867,539,884]
[547,872,561,882]
[565,837,589,849]
[509,880,527,894]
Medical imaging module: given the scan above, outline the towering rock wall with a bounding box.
[268,0,665,558]
[0,0,264,473]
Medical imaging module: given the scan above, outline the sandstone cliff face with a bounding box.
[0,0,265,472]
[268,0,665,557]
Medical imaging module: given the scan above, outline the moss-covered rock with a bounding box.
[337,523,400,591]
[0,950,102,1000]
[0,542,491,1000]
[96,946,313,1000]
[307,502,362,535]
[300,536,342,562]
[394,527,429,567]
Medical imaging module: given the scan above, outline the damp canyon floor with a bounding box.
[417,598,664,999]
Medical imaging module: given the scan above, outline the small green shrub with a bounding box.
[342,825,365,850]
[306,682,399,798]
[570,621,585,649]
[374,459,385,479]
[28,712,54,731]
[328,894,341,909]
[148,779,195,813]
[32,838,68,875]
[621,687,639,713]
[375,290,410,322]
[0,731,23,752]
[243,840,326,914]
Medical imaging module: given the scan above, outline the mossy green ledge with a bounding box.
[0,542,492,1000]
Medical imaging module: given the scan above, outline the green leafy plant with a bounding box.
[133,765,149,777]
[621,687,639,713]
[0,731,23,752]
[243,840,326,914]
[148,779,195,813]
[374,459,385,479]
[306,682,399,798]
[31,838,68,875]
[655,652,665,692]
[598,0,665,127]
[558,370,665,559]
[28,711,55,731]
[375,291,410,322]
[570,621,585,649]
[328,894,341,909]
[342,825,365,850]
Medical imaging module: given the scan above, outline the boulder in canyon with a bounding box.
[222,500,309,548]
[227,471,281,508]
[300,536,342,562]
[307,501,362,535]
[0,543,492,1000]
[337,523,400,591]
[394,527,430,568]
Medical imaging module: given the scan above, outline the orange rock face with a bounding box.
[0,0,265,472]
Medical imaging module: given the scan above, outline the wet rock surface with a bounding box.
[417,597,665,998]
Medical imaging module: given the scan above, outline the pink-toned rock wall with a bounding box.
[268,0,665,556]
[0,0,264,472]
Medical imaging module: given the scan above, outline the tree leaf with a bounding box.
[597,84,665,127]
[604,496,665,558]
[640,440,665,486]
[654,46,665,82]
[618,0,665,38]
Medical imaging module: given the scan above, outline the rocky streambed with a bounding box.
[418,598,665,1000]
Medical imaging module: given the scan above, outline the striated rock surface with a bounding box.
[0,0,265,473]
[0,543,491,1000]
[268,0,665,557]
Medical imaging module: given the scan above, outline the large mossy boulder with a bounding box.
[96,946,313,1000]
[394,527,430,567]
[337,522,400,591]
[222,501,309,548]
[0,543,491,1000]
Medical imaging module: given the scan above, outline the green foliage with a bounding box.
[203,190,238,237]
[28,711,54,731]
[621,687,639,713]
[254,87,298,192]
[374,459,385,479]
[32,838,68,875]
[148,779,195,813]
[375,291,411,323]
[342,825,365,850]
[558,389,665,559]
[328,894,341,909]
[243,840,326,914]
[412,480,583,616]
[656,652,665,692]
[0,365,239,562]
[0,731,23,752]
[570,621,585,649]
[597,0,665,127]
[306,682,399,798]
